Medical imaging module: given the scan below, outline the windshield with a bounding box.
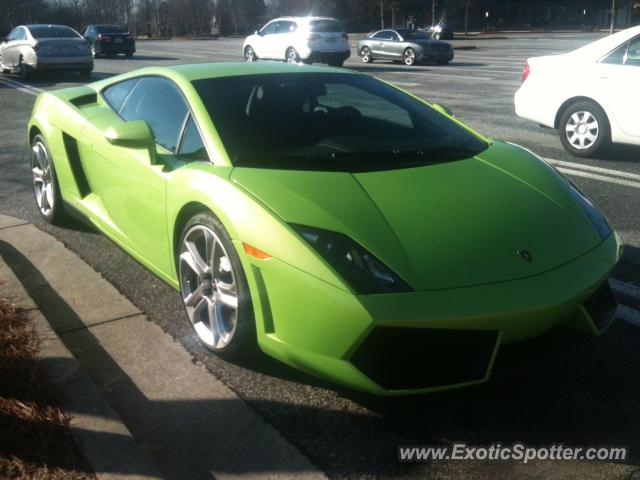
[309,20,344,33]
[397,30,431,40]
[96,25,127,33]
[29,25,79,39]
[193,73,488,172]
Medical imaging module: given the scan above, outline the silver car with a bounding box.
[0,24,93,80]
[358,29,454,66]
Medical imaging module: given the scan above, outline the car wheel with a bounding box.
[361,46,373,63]
[437,60,449,65]
[178,213,256,359]
[125,52,133,59]
[559,101,610,157]
[18,58,29,80]
[285,47,300,64]
[434,32,441,40]
[403,48,417,66]
[328,59,344,68]
[31,134,65,224]
[91,46,97,58]
[244,45,257,62]
[79,69,92,80]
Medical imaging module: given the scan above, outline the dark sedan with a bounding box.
[357,29,453,66]
[81,24,135,58]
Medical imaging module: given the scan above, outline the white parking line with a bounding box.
[546,158,640,182]
[555,167,640,189]
[0,76,43,96]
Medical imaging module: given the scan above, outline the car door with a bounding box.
[255,21,280,59]
[273,20,296,59]
[371,31,395,59]
[386,31,404,60]
[598,36,640,139]
[86,76,192,275]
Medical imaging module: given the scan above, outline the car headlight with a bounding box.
[566,180,612,240]
[291,224,413,294]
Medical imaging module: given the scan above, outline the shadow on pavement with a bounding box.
[2,238,640,478]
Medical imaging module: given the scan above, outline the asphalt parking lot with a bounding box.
[1,33,640,479]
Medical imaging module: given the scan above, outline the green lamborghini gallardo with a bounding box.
[28,62,621,395]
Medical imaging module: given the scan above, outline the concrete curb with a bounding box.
[0,213,328,480]
[0,246,162,480]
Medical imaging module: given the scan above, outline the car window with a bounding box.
[16,28,27,41]
[602,42,628,65]
[309,20,344,33]
[178,115,208,162]
[120,77,189,152]
[625,37,640,66]
[322,83,413,128]
[29,25,80,39]
[6,28,18,41]
[260,22,279,36]
[97,25,126,34]
[193,72,488,171]
[372,31,393,40]
[277,21,296,34]
[103,78,140,113]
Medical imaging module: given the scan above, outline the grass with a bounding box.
[0,294,95,480]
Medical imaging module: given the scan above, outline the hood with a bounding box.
[231,141,601,291]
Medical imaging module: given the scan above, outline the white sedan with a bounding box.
[515,26,640,157]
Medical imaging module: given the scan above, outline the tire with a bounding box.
[285,47,300,64]
[178,212,256,359]
[125,52,133,59]
[91,46,98,58]
[31,134,66,224]
[403,47,417,66]
[434,32,441,40]
[360,46,373,63]
[558,100,610,158]
[328,59,344,68]
[244,45,257,62]
[437,59,449,66]
[19,58,29,80]
[79,69,92,80]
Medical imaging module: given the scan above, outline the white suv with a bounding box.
[243,17,350,67]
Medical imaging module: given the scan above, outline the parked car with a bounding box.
[0,24,92,79]
[358,29,454,66]
[28,62,619,395]
[81,24,135,58]
[243,16,350,67]
[426,23,454,40]
[515,25,640,157]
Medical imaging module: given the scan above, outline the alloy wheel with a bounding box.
[31,141,54,216]
[286,48,299,63]
[361,47,371,63]
[565,111,599,150]
[244,46,256,62]
[404,48,416,66]
[179,225,239,349]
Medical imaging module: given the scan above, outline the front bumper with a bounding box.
[239,230,621,395]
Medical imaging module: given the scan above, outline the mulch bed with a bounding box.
[0,294,95,479]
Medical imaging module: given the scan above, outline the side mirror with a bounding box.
[431,103,454,117]
[254,30,259,35]
[104,120,158,163]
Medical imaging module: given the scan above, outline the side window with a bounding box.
[177,115,208,162]
[120,77,189,152]
[625,37,640,66]
[602,42,628,65]
[277,21,296,34]
[321,83,413,128]
[103,78,140,113]
[16,28,26,41]
[373,31,394,40]
[6,28,17,41]
[261,22,279,36]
